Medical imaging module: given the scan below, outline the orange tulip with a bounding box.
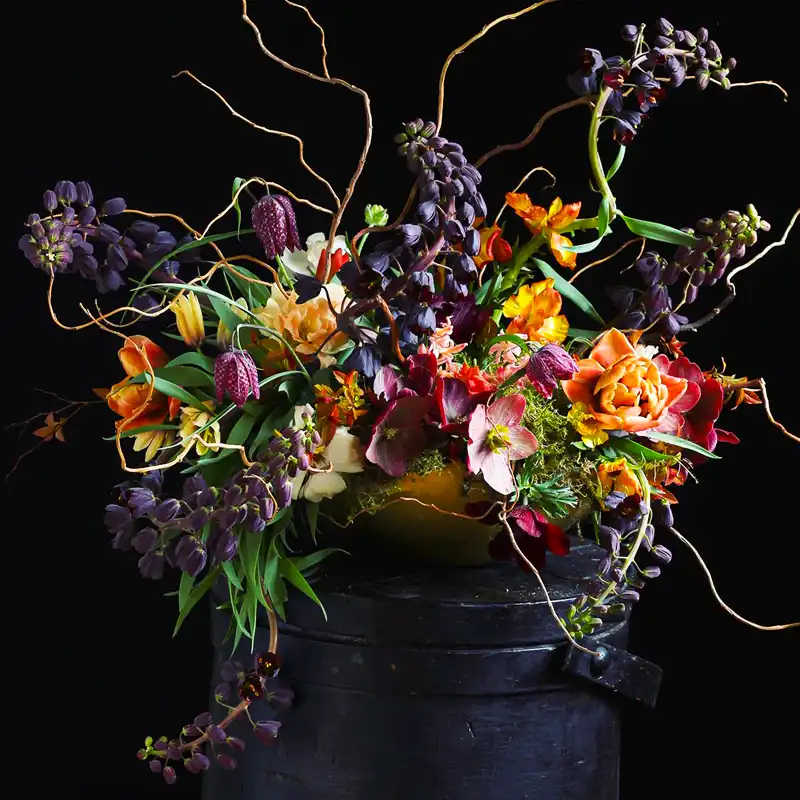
[562,328,689,433]
[505,193,582,269]
[502,279,569,344]
[118,335,169,377]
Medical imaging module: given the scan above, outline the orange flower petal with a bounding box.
[537,314,569,344]
[505,192,535,214]
[562,378,595,406]
[548,201,582,231]
[547,197,563,218]
[118,335,168,377]
[550,233,578,269]
[590,329,635,368]
[620,416,660,432]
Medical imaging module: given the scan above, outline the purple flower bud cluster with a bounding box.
[608,206,770,336]
[19,181,199,301]
[567,20,736,144]
[139,651,291,784]
[104,420,318,580]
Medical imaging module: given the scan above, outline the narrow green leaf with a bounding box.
[474,273,498,306]
[225,263,270,307]
[619,214,699,247]
[173,565,222,636]
[240,529,262,592]
[605,146,626,181]
[485,333,530,351]
[164,351,216,373]
[209,295,247,341]
[611,436,675,462]
[178,571,195,612]
[142,374,209,411]
[130,229,256,305]
[245,586,258,651]
[154,365,215,388]
[567,327,601,340]
[641,431,721,459]
[532,258,605,325]
[597,197,611,238]
[221,559,244,591]
[264,543,286,620]
[232,177,245,239]
[305,503,320,544]
[292,547,344,573]
[228,582,248,653]
[279,555,327,619]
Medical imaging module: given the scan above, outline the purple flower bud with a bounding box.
[127,220,160,245]
[636,252,663,286]
[706,40,721,61]
[462,227,480,256]
[641,566,662,579]
[268,687,295,711]
[220,660,244,683]
[163,766,177,784]
[621,24,638,41]
[43,190,58,213]
[251,195,300,259]
[653,544,673,564]
[526,344,577,399]
[684,285,699,305]
[55,180,77,205]
[166,744,182,761]
[214,528,239,562]
[75,181,93,206]
[155,498,181,523]
[655,18,674,36]
[225,485,246,507]
[214,682,231,700]
[215,349,261,408]
[138,550,165,580]
[61,207,76,225]
[273,477,293,509]
[207,725,227,744]
[654,35,672,48]
[619,589,640,602]
[187,752,211,772]
[104,503,132,534]
[254,721,282,746]
[78,206,96,226]
[131,526,159,554]
[226,736,246,753]
[150,759,163,774]
[696,70,710,90]
[175,535,207,577]
[194,711,213,728]
[95,223,121,244]
[102,197,127,216]
[217,754,237,770]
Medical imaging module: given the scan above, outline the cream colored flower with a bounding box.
[254,283,349,368]
[281,232,351,278]
[172,292,205,346]
[179,402,221,456]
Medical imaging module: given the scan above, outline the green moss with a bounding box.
[340,448,448,522]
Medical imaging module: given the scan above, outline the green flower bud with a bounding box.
[745,203,758,220]
[759,219,771,232]
[364,204,389,227]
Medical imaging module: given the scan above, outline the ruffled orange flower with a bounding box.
[505,193,581,269]
[562,328,689,433]
[502,279,569,344]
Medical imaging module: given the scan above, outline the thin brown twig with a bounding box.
[568,237,646,284]
[476,95,592,168]
[284,1,330,78]
[377,296,406,363]
[656,73,789,101]
[175,70,340,208]
[758,378,800,444]
[436,0,562,134]
[492,165,557,227]
[666,527,798,630]
[240,0,373,285]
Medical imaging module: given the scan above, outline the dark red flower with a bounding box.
[365,395,432,477]
[434,377,490,433]
[406,353,437,396]
[488,506,570,570]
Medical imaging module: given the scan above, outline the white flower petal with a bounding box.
[281,247,314,276]
[303,471,347,503]
[325,427,365,473]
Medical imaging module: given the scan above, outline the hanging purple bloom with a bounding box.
[366,395,432,477]
[434,377,489,433]
[406,353,437,396]
[251,195,300,259]
[215,349,260,407]
[525,344,577,399]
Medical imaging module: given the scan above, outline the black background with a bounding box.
[6,1,798,797]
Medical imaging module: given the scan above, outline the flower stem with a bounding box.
[588,86,616,220]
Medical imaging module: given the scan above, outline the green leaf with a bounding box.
[567,327,601,340]
[531,258,605,325]
[305,502,320,544]
[142,374,209,411]
[485,333,530,351]
[221,559,244,591]
[619,214,699,247]
[228,582,248,653]
[240,528,263,595]
[474,273,501,306]
[263,543,286,619]
[597,197,611,238]
[154,365,215,388]
[225,263,269,307]
[209,295,246,341]
[611,436,676,462]
[292,547,344,573]
[130,229,256,305]
[640,431,721,459]
[173,565,222,636]
[232,177,245,239]
[279,555,327,619]
[605,146,626,181]
[164,351,216,373]
[178,571,195,612]
[196,410,259,467]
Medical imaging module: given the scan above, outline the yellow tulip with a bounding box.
[172,292,205,347]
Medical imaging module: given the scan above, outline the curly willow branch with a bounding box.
[284,1,330,78]
[476,95,592,168]
[175,70,340,208]
[666,528,799,630]
[569,237,646,284]
[240,0,373,284]
[493,165,557,227]
[436,0,562,134]
[759,378,800,443]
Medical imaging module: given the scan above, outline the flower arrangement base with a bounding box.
[203,539,657,800]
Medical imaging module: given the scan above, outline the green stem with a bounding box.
[588,86,616,220]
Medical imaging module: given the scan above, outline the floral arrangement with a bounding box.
[15,0,798,786]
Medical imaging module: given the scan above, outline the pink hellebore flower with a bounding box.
[467,395,538,495]
[366,395,432,477]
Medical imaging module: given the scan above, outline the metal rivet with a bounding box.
[590,646,610,676]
